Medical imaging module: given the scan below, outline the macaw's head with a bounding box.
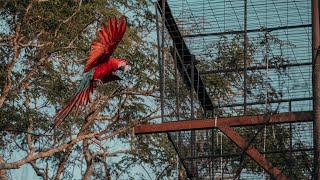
[110,58,130,80]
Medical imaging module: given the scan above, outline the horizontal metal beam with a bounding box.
[209,97,312,109]
[134,111,312,134]
[183,24,312,38]
[181,148,314,160]
[200,62,312,75]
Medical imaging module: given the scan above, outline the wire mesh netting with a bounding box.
[157,0,313,179]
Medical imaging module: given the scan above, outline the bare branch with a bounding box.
[0,23,21,108]
[0,157,6,180]
[94,115,114,121]
[97,113,161,141]
[140,163,152,180]
[29,161,45,179]
[25,92,36,153]
[91,139,106,151]
[82,139,94,180]
[18,41,52,48]
[118,90,159,98]
[155,164,171,180]
[0,132,97,169]
[116,158,140,179]
[36,0,49,2]
[95,149,137,157]
[0,0,43,108]
[79,85,121,134]
[54,146,73,180]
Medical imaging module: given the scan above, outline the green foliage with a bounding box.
[0,0,179,179]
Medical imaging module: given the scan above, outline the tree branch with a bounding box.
[0,23,21,108]
[0,0,41,108]
[82,139,94,180]
[0,157,6,180]
[93,149,137,158]
[0,132,97,169]
[54,146,73,180]
[29,161,45,179]
[97,113,162,141]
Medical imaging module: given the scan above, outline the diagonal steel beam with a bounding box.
[158,0,214,111]
[219,126,289,180]
[133,111,311,179]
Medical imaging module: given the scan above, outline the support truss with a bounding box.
[134,111,312,179]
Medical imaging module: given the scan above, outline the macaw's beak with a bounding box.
[115,63,132,81]
[117,61,128,73]
[117,64,129,74]
[124,65,129,73]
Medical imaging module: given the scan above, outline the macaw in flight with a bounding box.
[52,16,129,129]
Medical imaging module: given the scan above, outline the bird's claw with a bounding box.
[94,79,103,87]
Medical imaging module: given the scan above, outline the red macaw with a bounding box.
[53,16,129,129]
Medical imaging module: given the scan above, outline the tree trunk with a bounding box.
[83,139,93,180]
[0,157,7,180]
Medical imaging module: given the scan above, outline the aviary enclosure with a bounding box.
[134,0,320,179]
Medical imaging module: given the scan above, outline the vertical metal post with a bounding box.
[155,3,161,93]
[190,54,197,177]
[173,44,181,180]
[243,0,248,115]
[212,128,215,179]
[191,55,195,119]
[159,0,165,123]
[155,2,162,122]
[174,45,180,122]
[289,101,293,178]
[312,0,320,178]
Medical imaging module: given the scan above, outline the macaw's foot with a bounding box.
[93,79,104,87]
[89,93,93,103]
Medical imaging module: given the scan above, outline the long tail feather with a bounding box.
[50,71,95,132]
[52,86,93,130]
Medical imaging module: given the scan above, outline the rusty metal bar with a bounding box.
[134,111,312,134]
[218,126,289,180]
[312,0,320,178]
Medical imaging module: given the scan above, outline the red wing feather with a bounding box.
[117,17,127,39]
[111,17,117,37]
[108,18,114,40]
[84,16,127,73]
[98,31,107,45]
[101,23,110,44]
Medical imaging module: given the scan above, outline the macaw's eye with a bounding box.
[118,66,125,71]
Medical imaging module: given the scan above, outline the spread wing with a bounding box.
[84,16,127,72]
